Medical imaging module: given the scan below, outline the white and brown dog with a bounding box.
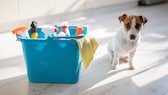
[108,14,148,70]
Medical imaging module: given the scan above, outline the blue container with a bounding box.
[18,26,87,83]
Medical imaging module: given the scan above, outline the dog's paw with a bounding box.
[112,67,116,70]
[129,66,135,70]
[111,64,116,70]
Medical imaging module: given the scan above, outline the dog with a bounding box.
[107,14,148,70]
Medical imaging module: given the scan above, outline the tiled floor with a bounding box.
[0,2,168,95]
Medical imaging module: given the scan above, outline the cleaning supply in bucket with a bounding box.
[12,26,30,39]
[31,21,38,39]
[76,26,83,36]
[60,21,70,36]
[40,25,58,38]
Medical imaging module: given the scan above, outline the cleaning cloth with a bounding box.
[74,35,98,69]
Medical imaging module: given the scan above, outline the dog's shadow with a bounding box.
[81,53,132,77]
[78,53,133,94]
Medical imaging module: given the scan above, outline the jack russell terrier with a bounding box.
[108,14,148,70]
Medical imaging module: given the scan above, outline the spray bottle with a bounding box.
[61,21,70,36]
[31,21,38,39]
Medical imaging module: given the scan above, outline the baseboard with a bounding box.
[138,0,167,6]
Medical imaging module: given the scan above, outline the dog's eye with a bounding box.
[125,23,131,30]
[135,23,141,29]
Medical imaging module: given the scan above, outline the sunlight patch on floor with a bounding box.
[131,62,168,87]
[86,70,132,91]
[0,32,23,60]
[0,66,26,81]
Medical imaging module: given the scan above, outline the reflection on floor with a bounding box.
[0,2,168,95]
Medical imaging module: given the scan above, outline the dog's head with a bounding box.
[118,14,148,41]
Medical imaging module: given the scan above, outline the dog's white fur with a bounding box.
[107,26,140,70]
[108,14,147,70]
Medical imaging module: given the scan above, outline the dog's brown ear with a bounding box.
[118,14,127,23]
[139,16,148,25]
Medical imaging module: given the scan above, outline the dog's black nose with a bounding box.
[130,35,136,40]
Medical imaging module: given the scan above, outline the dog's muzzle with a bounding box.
[130,35,136,40]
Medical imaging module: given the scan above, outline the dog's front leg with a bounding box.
[112,52,119,70]
[129,50,136,70]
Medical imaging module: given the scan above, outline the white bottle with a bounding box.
[41,25,58,38]
[18,31,30,38]
[61,21,70,36]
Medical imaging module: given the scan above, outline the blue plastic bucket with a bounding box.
[18,26,87,83]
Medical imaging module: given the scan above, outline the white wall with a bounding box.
[0,0,19,24]
[0,0,135,24]
[0,0,136,32]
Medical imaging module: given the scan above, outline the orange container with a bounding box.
[76,26,83,36]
